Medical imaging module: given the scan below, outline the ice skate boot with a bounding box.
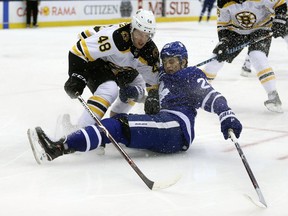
[27,127,74,164]
[55,113,79,138]
[241,57,252,77]
[241,65,252,77]
[61,114,79,134]
[264,91,283,113]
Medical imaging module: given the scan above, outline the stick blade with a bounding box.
[244,194,267,208]
[256,188,268,208]
[151,174,182,190]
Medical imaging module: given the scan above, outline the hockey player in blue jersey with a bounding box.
[27,41,242,163]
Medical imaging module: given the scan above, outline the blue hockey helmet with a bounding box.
[160,41,188,62]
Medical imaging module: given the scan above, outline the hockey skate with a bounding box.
[264,91,283,113]
[61,114,79,134]
[27,127,73,164]
[54,114,79,138]
[241,58,252,77]
[241,66,252,77]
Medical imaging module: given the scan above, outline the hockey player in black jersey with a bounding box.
[63,9,160,131]
[203,0,287,113]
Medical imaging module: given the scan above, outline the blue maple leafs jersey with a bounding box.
[158,66,231,144]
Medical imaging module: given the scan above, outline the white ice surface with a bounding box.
[0,21,288,216]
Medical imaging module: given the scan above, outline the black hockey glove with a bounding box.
[213,38,231,62]
[272,17,287,38]
[219,110,242,140]
[144,89,160,114]
[116,68,139,88]
[119,86,144,103]
[64,73,87,99]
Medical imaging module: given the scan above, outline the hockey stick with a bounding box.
[229,130,267,208]
[76,94,180,190]
[195,32,273,67]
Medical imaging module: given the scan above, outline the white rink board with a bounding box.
[6,0,205,25]
[1,21,287,216]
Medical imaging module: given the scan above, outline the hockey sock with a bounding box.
[101,118,129,145]
[65,125,102,152]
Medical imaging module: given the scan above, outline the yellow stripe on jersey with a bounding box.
[138,56,148,65]
[87,95,111,119]
[84,30,92,38]
[217,21,229,26]
[71,45,83,57]
[120,48,131,54]
[257,68,275,84]
[222,1,238,8]
[78,30,92,40]
[253,15,273,28]
[80,39,94,61]
[274,0,286,9]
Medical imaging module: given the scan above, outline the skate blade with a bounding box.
[240,70,250,77]
[27,128,49,164]
[265,103,283,113]
[240,67,252,77]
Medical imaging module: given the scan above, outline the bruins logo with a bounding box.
[121,31,130,42]
[152,47,159,59]
[235,11,256,29]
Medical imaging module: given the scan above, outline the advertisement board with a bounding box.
[1,0,214,29]
[143,0,197,17]
[9,0,136,23]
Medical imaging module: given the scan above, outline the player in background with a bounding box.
[202,0,287,113]
[198,0,216,22]
[62,9,160,133]
[241,1,288,77]
[27,41,242,163]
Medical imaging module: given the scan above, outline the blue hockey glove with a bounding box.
[272,17,286,38]
[219,110,242,140]
[64,73,87,99]
[213,38,231,62]
[119,86,141,103]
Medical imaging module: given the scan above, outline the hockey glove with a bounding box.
[64,73,87,99]
[213,38,231,62]
[144,89,160,114]
[272,17,287,38]
[119,86,144,103]
[219,110,242,140]
[116,68,139,88]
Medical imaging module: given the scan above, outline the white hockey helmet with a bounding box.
[131,9,156,37]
